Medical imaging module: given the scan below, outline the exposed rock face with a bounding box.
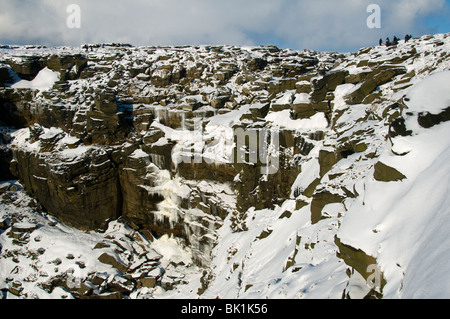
[46,54,88,81]
[6,56,46,81]
[13,145,121,230]
[0,65,11,86]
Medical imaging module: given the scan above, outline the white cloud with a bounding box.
[0,0,446,51]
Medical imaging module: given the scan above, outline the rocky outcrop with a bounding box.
[5,56,46,81]
[345,65,407,105]
[12,143,121,230]
[46,54,87,81]
[0,65,11,87]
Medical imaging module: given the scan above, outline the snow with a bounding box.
[265,110,329,130]
[39,127,63,140]
[11,67,60,91]
[59,145,92,159]
[404,71,450,114]
[293,93,310,104]
[337,74,450,298]
[150,235,193,269]
[274,91,294,105]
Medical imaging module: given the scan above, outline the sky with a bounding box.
[0,0,449,52]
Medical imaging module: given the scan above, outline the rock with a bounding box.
[296,81,312,94]
[6,56,46,80]
[249,103,270,119]
[318,149,336,177]
[373,161,406,182]
[310,191,344,224]
[345,66,406,105]
[310,70,348,104]
[271,92,294,112]
[107,274,135,294]
[0,216,11,230]
[137,277,157,289]
[247,58,268,71]
[335,236,386,292]
[94,88,117,114]
[46,54,88,81]
[345,71,371,84]
[12,147,121,230]
[93,241,110,249]
[210,95,231,109]
[98,252,129,273]
[119,151,165,229]
[8,281,23,296]
[151,67,172,87]
[417,107,450,129]
[0,65,11,86]
[90,272,109,286]
[177,162,238,183]
[75,281,96,297]
[11,221,38,233]
[389,117,412,138]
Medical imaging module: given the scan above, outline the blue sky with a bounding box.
[425,0,450,34]
[0,0,449,52]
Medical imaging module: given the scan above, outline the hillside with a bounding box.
[0,33,449,299]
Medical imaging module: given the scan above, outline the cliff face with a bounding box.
[1,34,450,299]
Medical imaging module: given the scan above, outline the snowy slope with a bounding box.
[203,34,450,299]
[338,71,450,298]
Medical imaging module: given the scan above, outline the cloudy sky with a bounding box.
[0,0,449,52]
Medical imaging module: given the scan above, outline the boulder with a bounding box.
[98,252,129,273]
[151,67,172,87]
[11,221,38,233]
[417,107,450,129]
[0,216,11,230]
[107,274,135,294]
[249,103,270,119]
[373,161,406,182]
[137,277,157,289]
